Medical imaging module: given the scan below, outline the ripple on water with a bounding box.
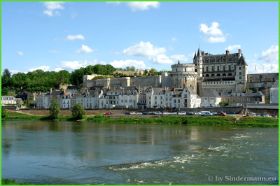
[108,153,204,171]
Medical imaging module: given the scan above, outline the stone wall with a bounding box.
[131,76,162,88]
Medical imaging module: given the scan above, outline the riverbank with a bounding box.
[2,110,278,127]
[2,179,21,185]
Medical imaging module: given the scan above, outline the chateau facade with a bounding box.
[193,49,247,95]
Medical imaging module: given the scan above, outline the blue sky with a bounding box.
[2,2,279,74]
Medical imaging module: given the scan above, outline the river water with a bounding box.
[2,121,278,184]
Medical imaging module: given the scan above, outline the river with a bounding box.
[2,121,278,184]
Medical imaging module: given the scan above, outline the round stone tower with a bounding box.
[170,61,198,93]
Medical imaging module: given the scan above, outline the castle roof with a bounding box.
[194,49,246,65]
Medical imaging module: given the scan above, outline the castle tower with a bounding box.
[193,48,203,78]
[170,61,198,93]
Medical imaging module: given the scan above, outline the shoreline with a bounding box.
[2,111,278,127]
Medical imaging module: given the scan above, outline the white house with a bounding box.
[145,87,201,109]
[145,87,167,109]
[60,95,72,109]
[76,95,99,109]
[2,96,17,106]
[118,94,139,109]
[36,93,51,109]
[171,88,201,109]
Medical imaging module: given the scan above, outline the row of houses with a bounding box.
[35,87,202,110]
[34,86,267,110]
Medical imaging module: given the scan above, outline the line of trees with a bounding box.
[49,100,85,121]
[1,64,116,96]
[2,64,162,96]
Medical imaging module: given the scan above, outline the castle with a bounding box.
[36,49,276,109]
[84,49,248,97]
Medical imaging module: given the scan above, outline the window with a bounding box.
[206,66,209,72]
[212,66,214,71]
[217,66,220,71]
[239,66,242,70]
[239,72,242,75]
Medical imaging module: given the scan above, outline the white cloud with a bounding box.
[249,63,278,74]
[259,45,278,64]
[123,41,173,64]
[54,67,64,72]
[17,51,24,56]
[110,60,146,69]
[248,45,278,73]
[225,45,241,52]
[62,60,88,70]
[66,34,85,41]
[200,22,226,43]
[170,54,188,63]
[127,2,160,11]
[10,70,20,74]
[43,2,64,17]
[77,44,93,53]
[29,66,50,72]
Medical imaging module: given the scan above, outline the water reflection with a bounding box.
[2,121,278,184]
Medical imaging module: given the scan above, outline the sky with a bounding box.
[2,2,279,74]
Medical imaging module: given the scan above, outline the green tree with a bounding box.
[2,109,7,119]
[70,68,84,86]
[71,104,85,120]
[49,99,60,120]
[2,69,12,93]
[57,70,71,85]
[149,68,157,76]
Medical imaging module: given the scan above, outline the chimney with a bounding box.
[238,49,242,57]
[226,50,230,55]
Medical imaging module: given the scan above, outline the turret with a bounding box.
[195,48,203,78]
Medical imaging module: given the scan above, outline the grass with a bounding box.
[3,110,277,127]
[87,115,278,127]
[2,179,20,185]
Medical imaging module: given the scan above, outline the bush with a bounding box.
[2,108,7,119]
[219,101,229,107]
[71,104,85,120]
[49,100,60,120]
